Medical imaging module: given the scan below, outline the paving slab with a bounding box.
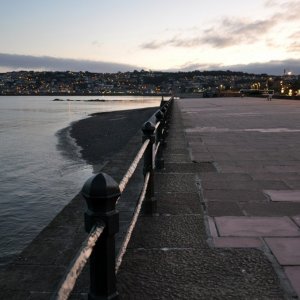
[163,153,191,163]
[293,215,300,227]
[265,238,300,265]
[206,201,244,216]
[240,202,300,217]
[189,152,215,162]
[200,172,253,182]
[207,217,218,237]
[203,179,288,190]
[158,162,216,173]
[265,166,300,173]
[284,267,300,297]
[219,165,253,173]
[284,180,300,189]
[203,189,268,202]
[264,190,300,202]
[215,216,300,237]
[163,147,189,155]
[213,237,263,248]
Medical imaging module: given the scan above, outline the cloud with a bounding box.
[141,17,277,50]
[288,42,300,52]
[140,41,164,50]
[1,53,299,76]
[141,1,300,51]
[264,0,278,7]
[289,31,300,39]
[0,53,139,73]
[225,59,300,75]
[140,35,233,49]
[199,17,276,48]
[288,31,300,47]
[179,59,300,75]
[276,1,300,21]
[225,18,275,37]
[286,31,300,52]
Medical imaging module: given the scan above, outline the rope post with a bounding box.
[155,110,165,169]
[160,106,169,148]
[142,121,156,215]
[81,172,120,300]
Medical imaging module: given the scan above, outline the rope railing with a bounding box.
[53,97,173,300]
[154,141,161,157]
[154,120,161,130]
[54,224,105,300]
[119,139,150,193]
[116,171,150,272]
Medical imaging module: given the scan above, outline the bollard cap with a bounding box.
[81,172,120,212]
[142,121,155,136]
[155,110,164,121]
[161,106,167,113]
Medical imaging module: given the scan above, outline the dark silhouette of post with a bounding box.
[81,172,120,300]
[155,110,165,169]
[142,121,156,214]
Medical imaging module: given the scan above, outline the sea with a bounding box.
[0,95,161,264]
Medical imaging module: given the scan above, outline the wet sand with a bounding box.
[70,107,158,167]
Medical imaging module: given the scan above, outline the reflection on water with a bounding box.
[0,95,160,264]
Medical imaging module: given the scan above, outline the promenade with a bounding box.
[1,98,300,299]
[117,97,300,299]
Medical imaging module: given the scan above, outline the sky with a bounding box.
[0,0,300,75]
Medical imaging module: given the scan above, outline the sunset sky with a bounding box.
[0,0,299,74]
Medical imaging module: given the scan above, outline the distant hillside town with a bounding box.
[0,70,299,97]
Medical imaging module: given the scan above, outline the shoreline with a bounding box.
[69,106,158,167]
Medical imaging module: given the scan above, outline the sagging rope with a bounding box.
[119,139,150,193]
[54,223,105,300]
[115,172,150,272]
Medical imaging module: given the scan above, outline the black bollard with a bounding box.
[159,106,169,147]
[155,109,164,130]
[155,110,165,169]
[142,121,156,214]
[81,172,120,300]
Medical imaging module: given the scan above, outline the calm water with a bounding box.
[0,95,160,263]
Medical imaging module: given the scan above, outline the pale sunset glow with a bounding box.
[0,0,299,74]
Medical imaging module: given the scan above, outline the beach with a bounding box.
[70,107,158,167]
